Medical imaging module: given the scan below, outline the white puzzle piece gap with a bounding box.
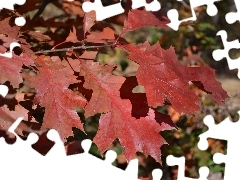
[198,111,240,180]
[0,0,26,27]
[0,85,9,97]
[0,115,140,180]
[2,1,240,180]
[0,42,21,58]
[212,30,240,79]
[0,0,25,10]
[166,155,209,180]
[15,16,26,26]
[167,0,221,31]
[82,0,161,21]
[131,0,161,12]
[82,0,125,21]
[152,168,163,180]
[225,0,240,24]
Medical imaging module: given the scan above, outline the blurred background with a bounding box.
[7,0,240,179]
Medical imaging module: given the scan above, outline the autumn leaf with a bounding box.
[65,26,80,43]
[75,58,125,118]
[120,42,228,115]
[85,27,115,43]
[0,104,31,136]
[83,10,96,37]
[0,53,34,88]
[24,56,86,141]
[0,18,19,39]
[27,31,51,42]
[0,18,35,87]
[94,103,175,163]
[123,9,170,33]
[52,26,82,49]
[71,57,175,161]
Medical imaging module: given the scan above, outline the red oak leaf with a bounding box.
[85,27,115,43]
[123,9,170,33]
[0,104,31,137]
[24,56,86,141]
[75,59,177,164]
[0,18,19,39]
[119,42,228,114]
[0,18,36,59]
[65,26,80,43]
[75,58,125,118]
[94,103,175,163]
[0,53,34,88]
[0,18,35,87]
[83,10,96,37]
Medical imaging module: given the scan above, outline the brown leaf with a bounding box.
[27,31,51,42]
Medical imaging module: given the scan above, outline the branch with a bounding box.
[35,43,115,54]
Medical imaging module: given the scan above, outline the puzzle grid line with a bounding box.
[1,0,240,180]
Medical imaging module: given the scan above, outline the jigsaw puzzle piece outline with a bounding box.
[167,0,221,30]
[212,30,240,79]
[82,0,125,21]
[0,42,21,58]
[65,139,139,180]
[225,0,240,24]
[0,0,26,10]
[82,0,161,21]
[166,155,209,180]
[198,111,240,180]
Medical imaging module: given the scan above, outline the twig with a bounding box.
[35,44,115,54]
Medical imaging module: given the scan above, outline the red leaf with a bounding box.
[0,18,19,39]
[94,105,175,163]
[123,9,170,33]
[83,10,96,37]
[0,104,31,137]
[65,26,80,43]
[25,56,87,141]
[0,18,35,87]
[73,55,175,162]
[52,26,82,49]
[85,27,115,43]
[75,59,125,118]
[0,53,34,87]
[120,42,228,114]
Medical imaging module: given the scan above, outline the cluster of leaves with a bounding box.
[0,0,228,164]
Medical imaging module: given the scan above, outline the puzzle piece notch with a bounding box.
[0,0,26,27]
[225,0,240,24]
[15,16,26,26]
[131,0,161,12]
[82,0,161,21]
[0,42,21,58]
[166,155,209,180]
[198,111,240,180]
[167,0,221,31]
[0,0,26,10]
[212,30,240,79]
[152,169,163,180]
[0,85,9,97]
[82,0,125,21]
